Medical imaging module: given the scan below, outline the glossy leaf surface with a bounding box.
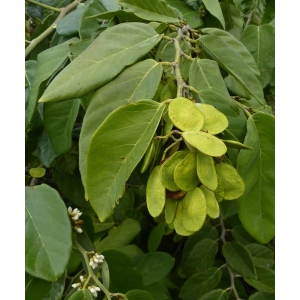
[39,23,162,102]
[86,100,165,221]
[25,184,72,281]
[236,113,275,244]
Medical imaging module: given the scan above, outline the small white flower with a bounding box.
[76,227,83,233]
[72,215,80,221]
[79,275,85,282]
[88,286,98,297]
[94,287,101,292]
[71,283,81,288]
[89,258,98,269]
[68,207,72,214]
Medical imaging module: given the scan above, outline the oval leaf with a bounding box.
[25,184,72,281]
[195,103,228,135]
[174,200,194,236]
[197,151,218,191]
[182,132,227,157]
[29,167,46,178]
[215,163,245,200]
[168,97,205,132]
[236,113,275,244]
[197,289,229,300]
[126,290,155,300]
[249,292,275,300]
[200,185,220,219]
[79,59,162,191]
[244,267,275,293]
[182,187,207,232]
[146,165,166,218]
[222,241,256,279]
[202,0,225,29]
[165,198,179,225]
[214,175,224,202]
[117,0,179,23]
[148,222,166,252]
[39,23,162,102]
[86,100,165,221]
[222,139,253,150]
[68,289,94,300]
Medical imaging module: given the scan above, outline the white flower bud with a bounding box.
[76,227,83,233]
[71,283,81,288]
[80,275,85,282]
[68,207,72,214]
[72,215,80,221]
[95,287,101,292]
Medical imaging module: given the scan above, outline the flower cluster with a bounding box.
[89,252,105,269]
[71,276,101,297]
[68,207,84,233]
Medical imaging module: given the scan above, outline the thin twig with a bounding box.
[245,10,254,27]
[26,0,61,12]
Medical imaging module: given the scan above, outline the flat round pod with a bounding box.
[195,103,228,135]
[161,150,190,191]
[165,198,179,225]
[197,151,218,191]
[174,200,195,236]
[174,152,200,192]
[146,165,166,217]
[168,97,204,132]
[200,185,220,219]
[182,131,227,157]
[182,187,207,232]
[215,163,245,200]
[214,175,224,202]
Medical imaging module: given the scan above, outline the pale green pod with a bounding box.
[182,131,227,157]
[214,175,224,203]
[215,163,245,200]
[161,150,189,191]
[174,200,195,236]
[140,139,156,173]
[174,152,200,192]
[195,103,229,135]
[197,151,218,191]
[182,187,207,232]
[168,97,205,132]
[146,165,166,217]
[200,185,220,219]
[165,198,179,224]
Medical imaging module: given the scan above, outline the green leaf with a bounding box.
[200,186,219,218]
[25,272,66,300]
[202,0,225,29]
[68,288,94,300]
[174,199,194,236]
[26,38,78,131]
[96,218,141,252]
[25,60,38,106]
[196,289,228,300]
[118,244,144,258]
[245,243,274,269]
[179,268,222,300]
[182,224,219,265]
[117,0,179,23]
[249,292,275,300]
[39,23,162,103]
[261,0,275,25]
[102,249,144,293]
[56,3,85,36]
[231,225,257,245]
[25,184,72,281]
[182,132,227,157]
[240,25,275,87]
[220,1,243,39]
[198,34,266,107]
[182,188,207,232]
[29,168,46,178]
[79,0,107,40]
[185,239,218,275]
[126,290,155,300]
[236,113,275,244]
[148,222,166,252]
[87,10,145,22]
[166,0,203,28]
[32,132,56,167]
[44,99,80,155]
[202,28,260,75]
[79,59,162,191]
[233,0,255,14]
[189,58,230,100]
[222,241,256,279]
[244,267,275,293]
[199,90,247,142]
[132,252,175,286]
[86,100,165,221]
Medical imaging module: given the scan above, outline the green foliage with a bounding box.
[25,0,275,299]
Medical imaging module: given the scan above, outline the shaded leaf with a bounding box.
[86,100,165,221]
[44,99,80,155]
[233,0,255,14]
[198,34,265,107]
[117,0,179,23]
[231,225,257,245]
[132,252,175,286]
[222,241,256,279]
[88,9,145,22]
[96,218,141,252]
[202,0,225,28]
[39,23,162,102]
[103,250,144,293]
[79,59,162,191]
[126,290,155,300]
[180,268,222,300]
[68,288,94,300]
[196,289,228,300]
[240,25,275,87]
[25,184,72,281]
[236,113,275,244]
[249,292,275,300]
[148,222,166,252]
[244,267,275,293]
[246,243,274,269]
